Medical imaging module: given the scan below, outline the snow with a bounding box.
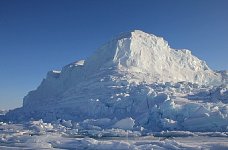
[5,31,228,132]
[0,110,8,115]
[1,121,228,149]
[59,119,72,128]
[112,117,135,130]
[1,30,228,148]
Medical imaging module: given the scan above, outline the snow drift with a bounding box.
[5,30,228,132]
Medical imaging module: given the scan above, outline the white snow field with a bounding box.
[0,120,228,149]
[1,30,228,149]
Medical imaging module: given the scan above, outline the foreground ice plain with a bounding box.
[1,30,228,149]
[1,120,228,149]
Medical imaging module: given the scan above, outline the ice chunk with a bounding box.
[112,117,135,130]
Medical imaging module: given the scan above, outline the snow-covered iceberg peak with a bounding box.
[86,30,170,71]
[113,30,170,68]
[85,30,222,85]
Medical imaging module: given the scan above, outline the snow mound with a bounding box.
[112,117,135,130]
[4,30,228,132]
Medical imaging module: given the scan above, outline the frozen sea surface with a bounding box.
[0,121,228,150]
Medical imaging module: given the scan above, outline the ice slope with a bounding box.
[5,30,228,132]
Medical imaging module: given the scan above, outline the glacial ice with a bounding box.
[3,30,228,134]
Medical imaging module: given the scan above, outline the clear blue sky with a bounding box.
[0,0,227,109]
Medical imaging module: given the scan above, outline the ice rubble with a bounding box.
[1,120,228,149]
[3,30,228,133]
